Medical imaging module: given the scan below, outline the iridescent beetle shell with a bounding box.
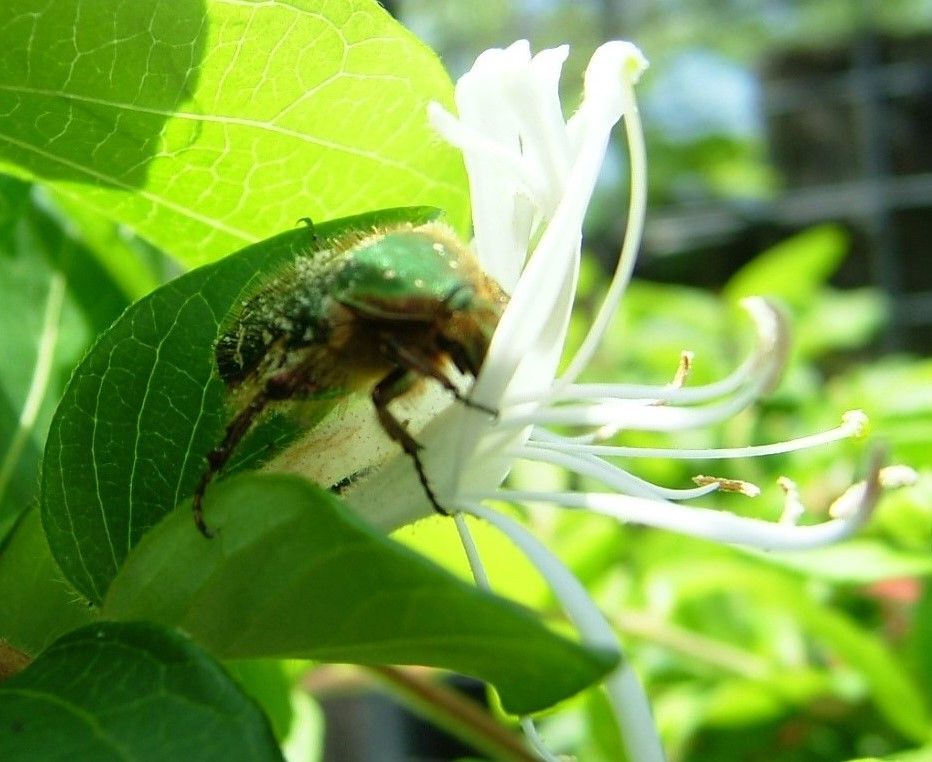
[193,220,507,535]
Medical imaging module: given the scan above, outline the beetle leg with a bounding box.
[372,366,449,516]
[193,390,271,537]
[194,364,321,537]
[381,336,498,418]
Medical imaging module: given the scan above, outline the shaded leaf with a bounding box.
[0,621,283,761]
[104,473,617,716]
[0,192,129,542]
[45,190,166,302]
[0,175,29,244]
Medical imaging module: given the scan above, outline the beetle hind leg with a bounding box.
[194,360,322,537]
[193,390,272,537]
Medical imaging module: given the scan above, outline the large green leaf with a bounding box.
[0,0,468,266]
[103,473,617,716]
[0,621,283,761]
[41,206,439,604]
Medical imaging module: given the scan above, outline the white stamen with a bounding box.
[500,379,764,430]
[452,512,490,589]
[558,44,649,389]
[878,464,919,489]
[526,410,868,459]
[778,476,806,525]
[511,444,722,501]
[519,720,563,762]
[482,452,881,550]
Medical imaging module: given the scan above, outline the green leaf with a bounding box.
[0,175,29,243]
[0,508,96,656]
[794,288,886,358]
[723,224,849,308]
[847,747,932,762]
[0,621,283,761]
[40,206,439,604]
[0,0,468,267]
[803,603,932,744]
[103,473,617,716]
[586,688,628,762]
[701,670,831,727]
[907,582,932,697]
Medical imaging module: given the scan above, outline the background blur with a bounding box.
[316,2,932,761]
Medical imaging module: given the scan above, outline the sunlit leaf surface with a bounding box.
[0,0,468,265]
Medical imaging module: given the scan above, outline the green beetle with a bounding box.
[193,219,508,536]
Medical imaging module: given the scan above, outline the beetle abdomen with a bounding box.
[216,256,342,386]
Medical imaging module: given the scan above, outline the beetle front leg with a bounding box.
[372,366,449,516]
[380,336,498,418]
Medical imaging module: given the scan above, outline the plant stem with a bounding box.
[367,665,540,762]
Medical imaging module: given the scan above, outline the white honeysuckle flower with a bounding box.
[420,39,887,762]
[266,39,887,538]
[306,39,882,540]
[266,39,901,762]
